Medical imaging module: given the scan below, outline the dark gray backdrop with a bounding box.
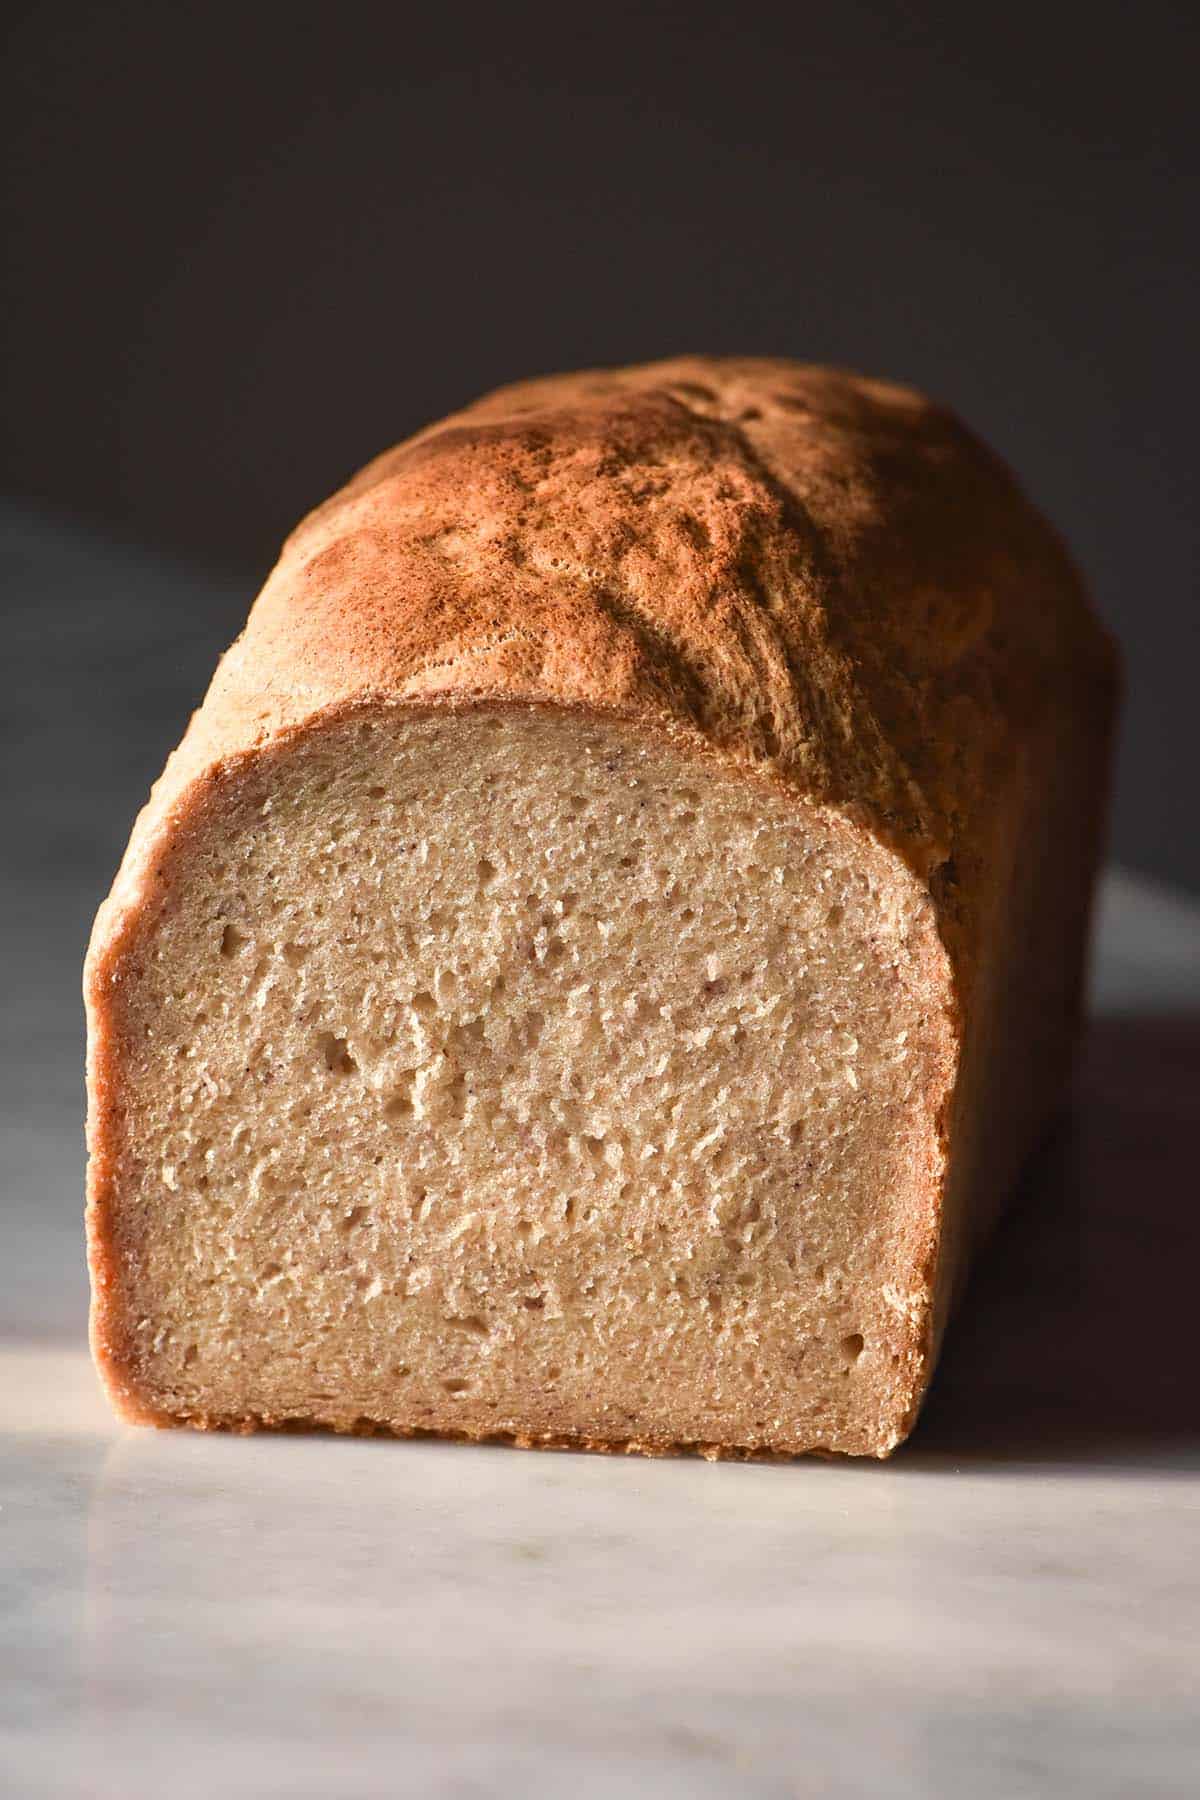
[3,0,1197,888]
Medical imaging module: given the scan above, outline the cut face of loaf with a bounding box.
[90,708,953,1456]
[86,355,1118,1456]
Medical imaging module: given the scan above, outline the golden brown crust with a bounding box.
[84,355,1118,1450]
[86,357,1116,984]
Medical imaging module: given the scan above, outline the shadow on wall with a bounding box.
[911,1014,1200,1468]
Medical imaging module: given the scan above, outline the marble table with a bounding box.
[3,508,1198,1797]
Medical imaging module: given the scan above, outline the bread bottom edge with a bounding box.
[94,1370,914,1461]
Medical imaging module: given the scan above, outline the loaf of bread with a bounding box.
[85,356,1117,1457]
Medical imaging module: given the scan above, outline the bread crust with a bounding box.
[85,357,1118,1451]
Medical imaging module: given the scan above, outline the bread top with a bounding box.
[91,356,1118,982]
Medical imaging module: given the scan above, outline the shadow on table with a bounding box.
[909,1014,1200,1470]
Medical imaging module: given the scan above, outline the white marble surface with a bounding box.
[3,510,1199,1796]
[3,1343,1198,1800]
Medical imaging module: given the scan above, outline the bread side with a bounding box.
[85,357,1118,1454]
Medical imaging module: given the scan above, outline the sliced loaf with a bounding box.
[85,357,1118,1456]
